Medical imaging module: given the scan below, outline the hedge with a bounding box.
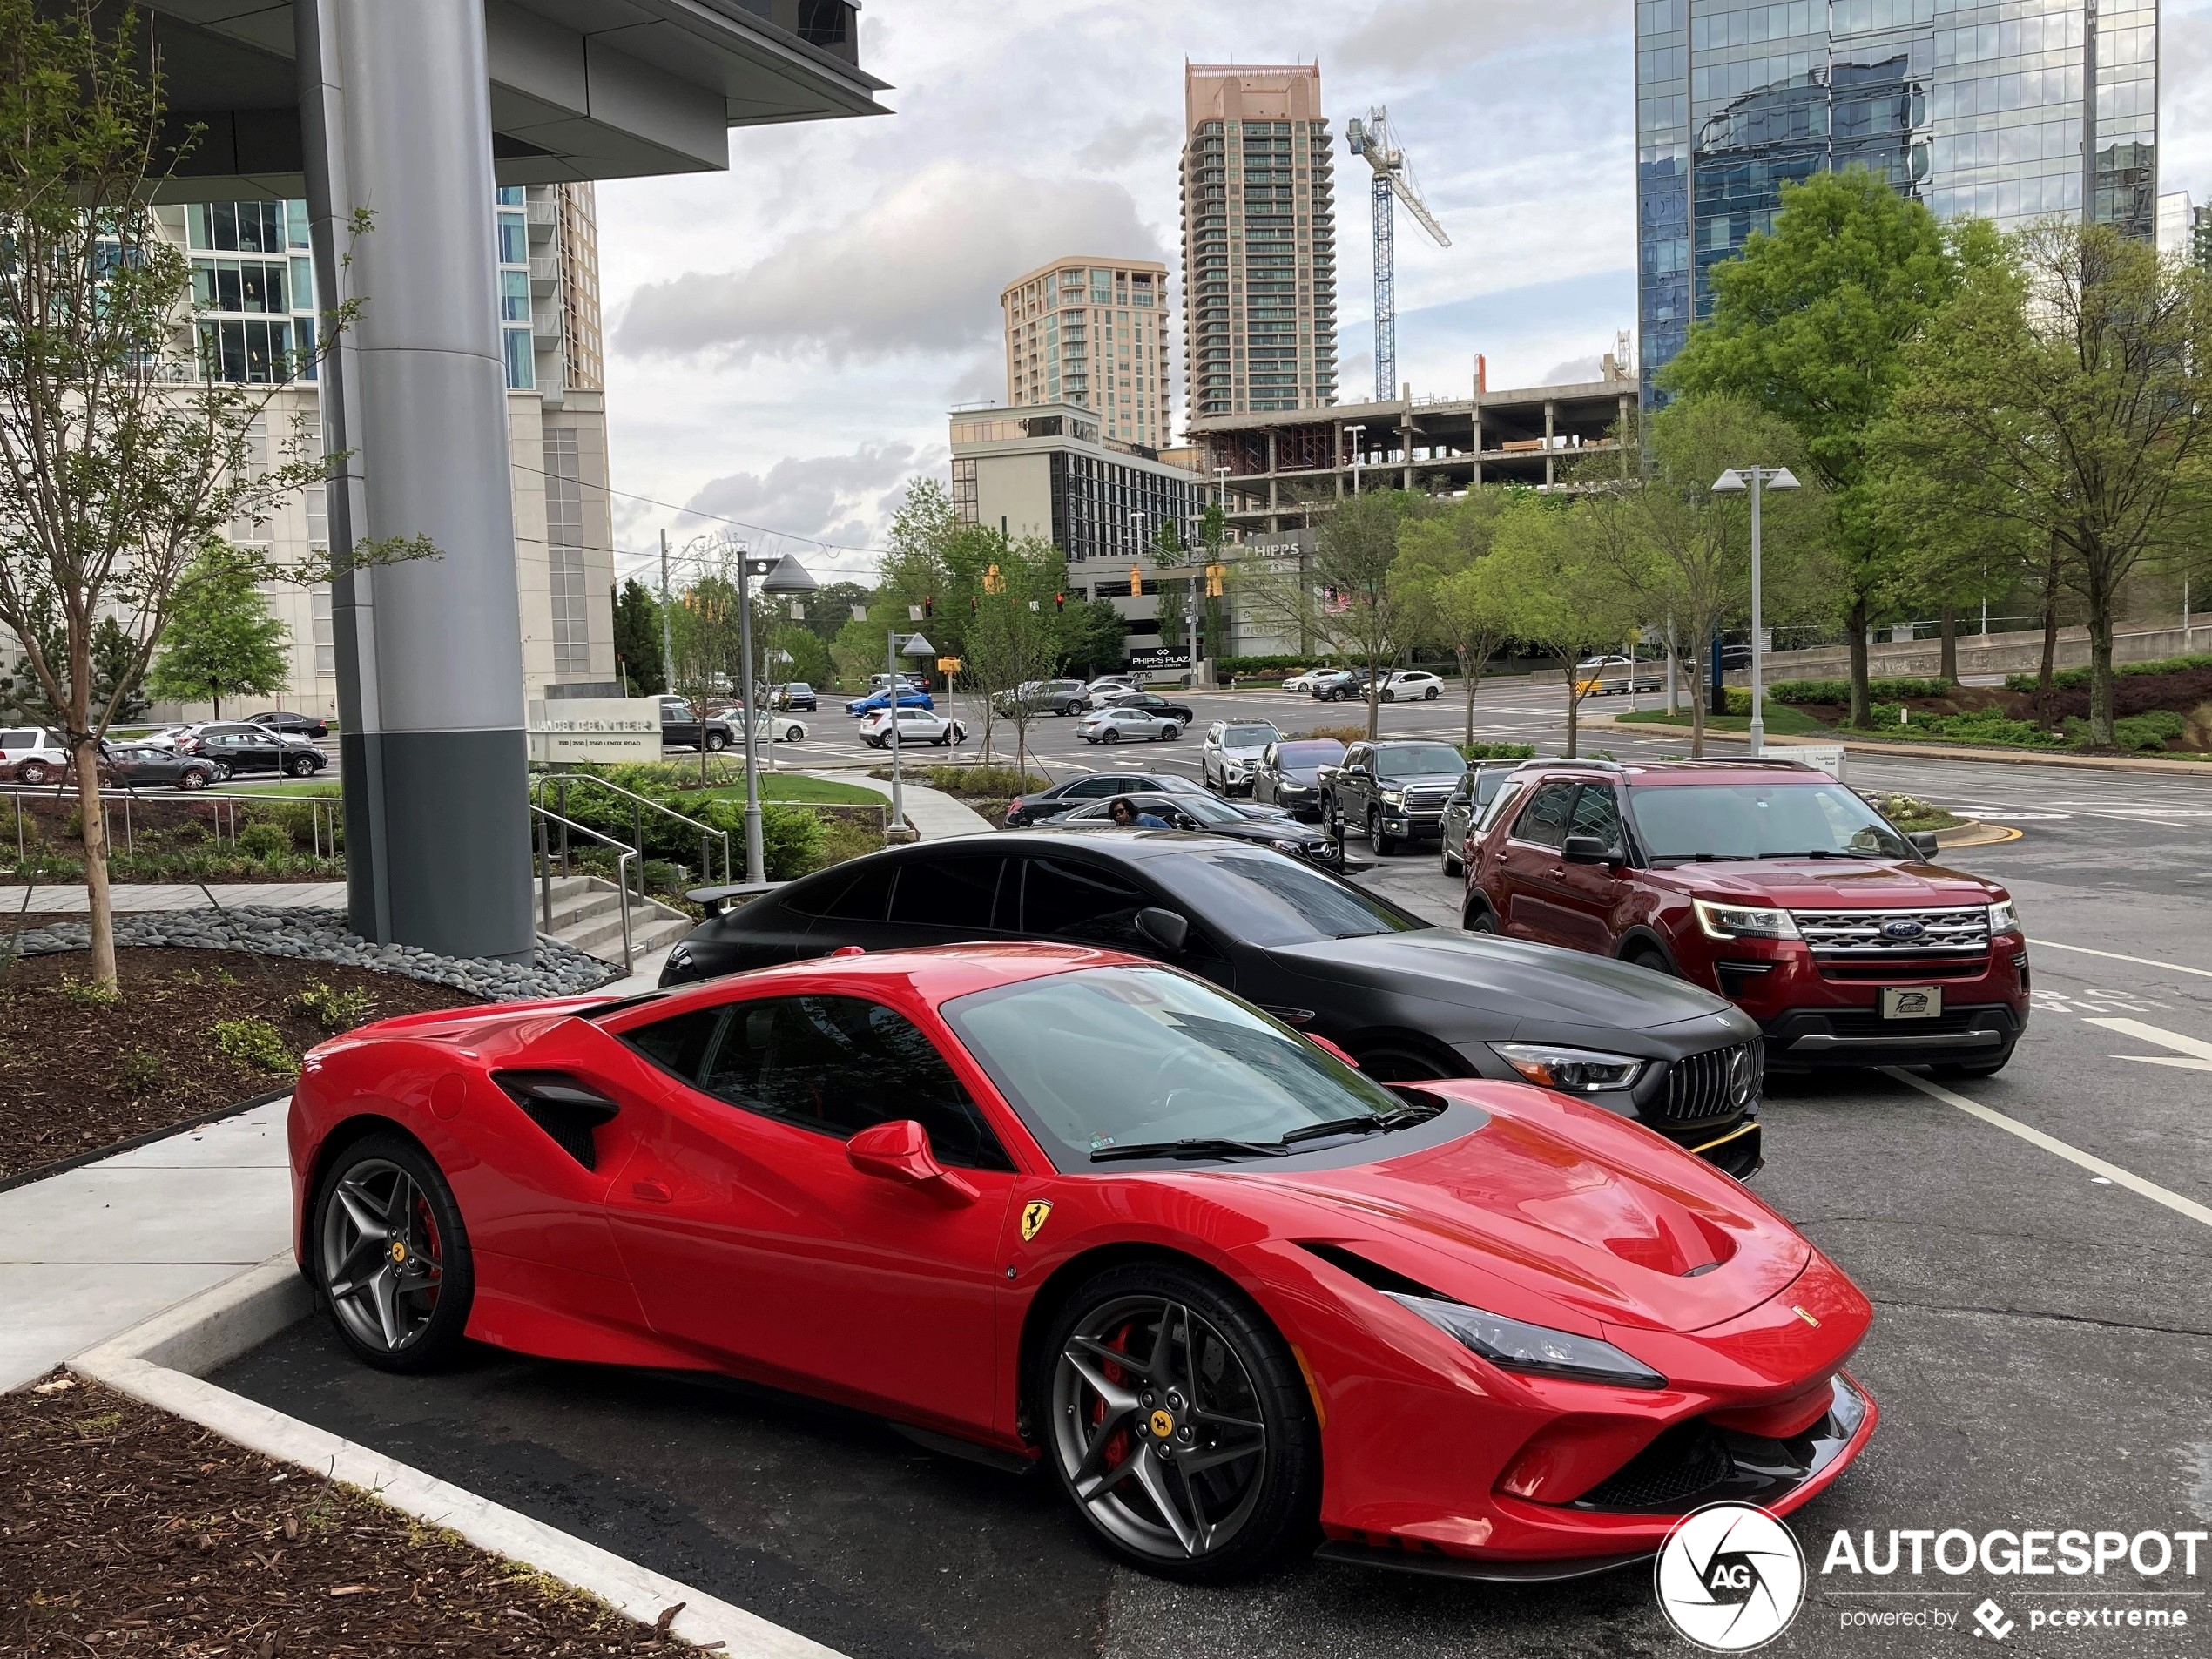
[1219,654,1330,677]
[2003,652,2212,693]
[1461,743,1535,760]
[1769,677,1950,705]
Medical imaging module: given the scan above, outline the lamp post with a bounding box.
[1345,423,1366,496]
[740,552,817,880]
[888,628,934,842]
[1711,467,1800,755]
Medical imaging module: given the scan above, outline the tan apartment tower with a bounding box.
[1001,257,1172,452]
[1181,63,1338,423]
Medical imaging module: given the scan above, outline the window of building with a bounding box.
[543,428,590,676]
[310,584,335,678]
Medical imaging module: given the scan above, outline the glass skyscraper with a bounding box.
[1637,0,2159,402]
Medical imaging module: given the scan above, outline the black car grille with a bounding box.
[1576,1420,1734,1511]
[1659,1040,1760,1123]
[1401,785,1454,813]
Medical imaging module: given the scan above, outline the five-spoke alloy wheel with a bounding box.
[314,1133,473,1372]
[1041,1264,1317,1580]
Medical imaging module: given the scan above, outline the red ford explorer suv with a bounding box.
[1461,759,2028,1076]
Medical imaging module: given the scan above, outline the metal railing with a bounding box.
[529,772,732,894]
[531,804,636,974]
[1,782,341,867]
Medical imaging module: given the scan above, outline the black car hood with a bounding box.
[1266,930,1755,1053]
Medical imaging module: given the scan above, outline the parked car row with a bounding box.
[3,721,327,786]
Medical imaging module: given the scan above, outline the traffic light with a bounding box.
[922,595,934,619]
[1129,565,1143,597]
[1205,563,1226,597]
[1055,591,1066,613]
[984,563,1002,594]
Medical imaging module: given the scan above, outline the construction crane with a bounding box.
[1345,107,1451,404]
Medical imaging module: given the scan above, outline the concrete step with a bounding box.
[537,873,691,966]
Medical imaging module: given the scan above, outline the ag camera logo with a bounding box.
[1656,1502,1808,1651]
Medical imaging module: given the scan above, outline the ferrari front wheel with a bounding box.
[313,1131,474,1372]
[1041,1263,1318,1581]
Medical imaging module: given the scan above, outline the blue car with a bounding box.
[845,686,934,715]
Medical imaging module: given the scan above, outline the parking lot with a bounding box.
[214,682,2212,1657]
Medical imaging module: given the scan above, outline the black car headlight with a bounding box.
[1490,1042,1645,1093]
[1385,1291,1665,1388]
[1270,838,1308,853]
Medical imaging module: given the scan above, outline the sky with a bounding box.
[598,0,2212,590]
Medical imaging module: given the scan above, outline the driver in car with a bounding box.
[1109,797,1170,830]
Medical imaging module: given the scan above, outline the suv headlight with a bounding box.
[1385,1291,1665,1389]
[1694,899,1801,941]
[1491,1042,1645,1093]
[1380,787,1405,806]
[1987,898,2020,934]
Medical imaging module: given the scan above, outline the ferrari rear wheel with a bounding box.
[314,1132,473,1372]
[1042,1264,1318,1581]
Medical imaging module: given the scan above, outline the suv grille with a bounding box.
[1660,1040,1761,1122]
[1791,907,1989,954]
[1401,785,1453,813]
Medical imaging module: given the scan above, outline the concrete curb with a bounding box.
[71,1256,846,1659]
[1936,820,2025,848]
[1588,716,2212,775]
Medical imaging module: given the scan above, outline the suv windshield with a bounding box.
[1144,846,1427,945]
[1629,780,1914,861]
[1222,725,1277,747]
[941,966,1411,1167]
[1375,744,1465,779]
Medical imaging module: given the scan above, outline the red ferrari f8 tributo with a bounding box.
[287,943,1874,1581]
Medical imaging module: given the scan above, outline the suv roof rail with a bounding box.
[1517,756,1626,772]
[1662,756,1821,771]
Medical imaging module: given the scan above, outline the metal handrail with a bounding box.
[529,772,732,887]
[529,804,635,973]
[0,781,341,865]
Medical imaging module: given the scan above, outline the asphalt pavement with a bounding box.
[212,681,2212,1658]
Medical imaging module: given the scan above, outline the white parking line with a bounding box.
[1884,1069,2212,1230]
[2028,939,2212,980]
[2082,1017,2212,1074]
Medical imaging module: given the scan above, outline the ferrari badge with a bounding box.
[1020,1200,1053,1242]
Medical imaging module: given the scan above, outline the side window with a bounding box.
[1345,745,1369,772]
[1568,786,1623,849]
[1068,778,1117,799]
[819,860,896,922]
[1514,781,1578,848]
[887,855,1004,931]
[1021,858,1154,953]
[1449,772,1474,804]
[623,1005,727,1081]
[692,995,1011,1170]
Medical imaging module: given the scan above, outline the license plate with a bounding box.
[1880,986,1943,1020]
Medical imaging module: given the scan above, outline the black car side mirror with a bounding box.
[1561,834,1622,867]
[1347,764,1370,778]
[1906,831,1939,860]
[1134,907,1190,954]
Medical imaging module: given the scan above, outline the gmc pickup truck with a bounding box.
[1318,738,1469,855]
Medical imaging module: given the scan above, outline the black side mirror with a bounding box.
[1561,834,1622,867]
[1134,907,1190,954]
[1907,831,1939,860]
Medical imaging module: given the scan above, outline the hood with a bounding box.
[1244,1096,1807,1332]
[1649,858,2004,907]
[1270,930,1753,1051]
[1276,765,1325,783]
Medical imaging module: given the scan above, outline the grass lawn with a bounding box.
[1611,705,1832,737]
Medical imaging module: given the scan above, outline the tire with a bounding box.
[1381,690,1395,704]
[212,763,233,781]
[1624,945,1675,977]
[1035,1261,1319,1581]
[1161,725,1181,742]
[285,754,316,778]
[705,732,728,752]
[1369,806,1397,857]
[1424,687,1438,701]
[1463,902,1500,934]
[1351,1043,1454,1082]
[1104,728,1122,745]
[1441,842,1461,878]
[1318,795,1337,838]
[177,769,208,792]
[312,1130,475,1373]
[17,761,49,785]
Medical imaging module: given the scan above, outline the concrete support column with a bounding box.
[1618,393,1633,475]
[1400,410,1414,491]
[298,0,533,962]
[1473,408,1483,487]
[1543,400,1556,489]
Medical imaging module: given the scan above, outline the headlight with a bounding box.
[1693,898,1801,941]
[1380,788,1405,806]
[1271,839,1305,853]
[1988,898,2020,934]
[1490,1042,1645,1093]
[1385,1291,1665,1389]
[666,943,691,968]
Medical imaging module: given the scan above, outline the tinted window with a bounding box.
[1568,786,1622,846]
[1270,740,1344,771]
[1514,782,1577,848]
[813,859,895,921]
[2,731,39,747]
[1064,777,1119,799]
[1022,858,1153,952]
[1144,848,1426,946]
[887,855,1003,929]
[624,1006,725,1078]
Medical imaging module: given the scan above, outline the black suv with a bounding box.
[1319,739,1467,854]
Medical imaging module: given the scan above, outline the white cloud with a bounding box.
[1077,113,1182,172]
[1332,0,1619,79]
[679,442,927,552]
[617,160,1163,366]
[1541,354,1604,384]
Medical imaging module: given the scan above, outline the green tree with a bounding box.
[610,577,665,694]
[1662,170,1982,725]
[145,543,290,718]
[1872,222,2212,745]
[1488,498,1641,758]
[1392,490,1511,748]
[1055,596,1126,678]
[766,622,832,692]
[667,563,744,782]
[1150,519,1190,673]
[962,532,1066,768]
[0,601,147,727]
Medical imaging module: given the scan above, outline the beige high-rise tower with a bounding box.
[1001,256,1172,451]
[1181,63,1338,422]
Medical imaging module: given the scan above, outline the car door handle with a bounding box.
[1548,864,1567,877]
[631,1178,671,1204]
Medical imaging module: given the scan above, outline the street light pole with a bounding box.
[734,543,764,878]
[658,529,676,692]
[1712,467,1800,756]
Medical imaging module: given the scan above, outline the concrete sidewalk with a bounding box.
[799,772,993,840]
[1,881,348,913]
[0,1099,293,1393]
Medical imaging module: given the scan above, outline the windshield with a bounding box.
[1222,725,1278,748]
[1629,781,1914,861]
[941,966,1409,1168]
[1143,846,1427,946]
[1376,744,1465,780]
[1271,741,1344,770]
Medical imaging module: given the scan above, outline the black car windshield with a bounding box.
[1629,781,1914,861]
[1143,846,1427,945]
[941,966,1407,1167]
[1222,725,1277,747]
[1375,744,1465,779]
[1271,740,1344,770]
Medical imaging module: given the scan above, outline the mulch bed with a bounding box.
[0,1373,687,1656]
[1789,665,2212,749]
[0,948,477,1184]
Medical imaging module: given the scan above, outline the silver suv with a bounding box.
[1201,719,1282,794]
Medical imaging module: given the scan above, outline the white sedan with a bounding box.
[748,712,808,743]
[1379,670,1443,702]
[859,706,968,748]
[1079,706,1183,745]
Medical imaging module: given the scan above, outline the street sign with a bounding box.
[1788,742,1846,781]
[529,698,663,764]
[1126,645,1191,671]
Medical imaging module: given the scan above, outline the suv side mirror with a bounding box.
[846,1120,978,1204]
[1134,907,1190,954]
[1561,834,1622,867]
[1906,831,1939,860]
[1346,763,1370,778]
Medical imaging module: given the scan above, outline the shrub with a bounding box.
[116,1048,165,1097]
[894,764,1045,797]
[2187,703,2212,752]
[247,799,340,853]
[1770,677,1949,705]
[57,974,118,1008]
[213,1016,298,1076]
[1862,703,2060,746]
[1461,742,1535,760]
[2004,653,2212,694]
[1218,653,1328,677]
[818,816,884,867]
[235,821,291,860]
[2081,709,2188,752]
[289,980,374,1034]
[1295,725,1366,745]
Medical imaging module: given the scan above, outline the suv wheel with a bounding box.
[285,753,318,778]
[705,731,728,752]
[1424,686,1439,700]
[1369,806,1397,856]
[1623,944,1674,976]
[1440,840,1462,878]
[17,760,51,785]
[1463,901,1499,934]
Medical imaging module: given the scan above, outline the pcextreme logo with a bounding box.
[1655,1502,1808,1652]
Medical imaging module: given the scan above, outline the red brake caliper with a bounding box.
[1093,1320,1136,1475]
